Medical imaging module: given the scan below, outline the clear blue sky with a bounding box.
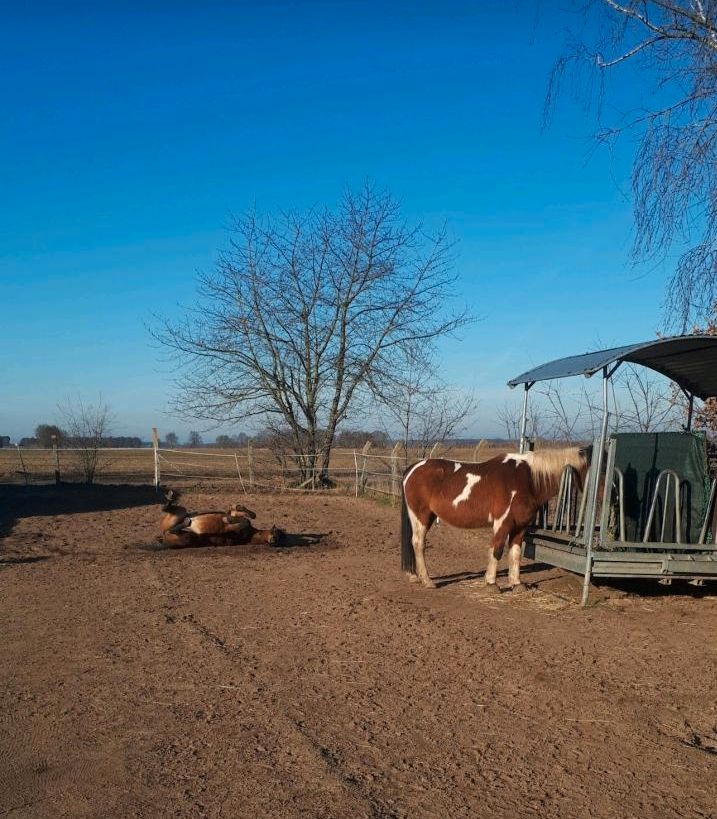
[1,2,671,442]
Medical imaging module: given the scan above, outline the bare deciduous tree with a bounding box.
[692,309,717,434]
[539,382,585,442]
[156,184,470,485]
[58,397,114,484]
[379,345,476,465]
[496,400,542,445]
[546,1,717,328]
[35,424,66,448]
[617,365,682,431]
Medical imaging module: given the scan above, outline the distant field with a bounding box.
[0,441,513,489]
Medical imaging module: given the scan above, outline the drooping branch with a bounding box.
[547,1,717,328]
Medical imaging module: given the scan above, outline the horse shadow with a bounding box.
[433,562,555,589]
[274,532,326,549]
[141,531,328,554]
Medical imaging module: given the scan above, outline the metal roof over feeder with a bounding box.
[507,334,717,400]
[506,333,717,605]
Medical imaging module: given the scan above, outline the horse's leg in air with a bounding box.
[408,507,436,588]
[507,527,527,590]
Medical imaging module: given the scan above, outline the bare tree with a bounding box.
[617,365,682,431]
[496,400,542,445]
[57,397,114,484]
[539,382,585,442]
[692,307,717,433]
[546,1,717,328]
[377,343,476,465]
[187,431,203,447]
[34,424,66,448]
[164,431,179,447]
[155,184,470,485]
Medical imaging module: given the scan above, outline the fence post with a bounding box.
[473,438,486,462]
[353,450,359,497]
[234,452,247,493]
[52,434,61,484]
[360,440,372,495]
[152,427,160,488]
[247,443,254,489]
[391,442,400,506]
[15,444,28,485]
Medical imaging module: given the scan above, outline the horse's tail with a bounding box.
[400,481,416,574]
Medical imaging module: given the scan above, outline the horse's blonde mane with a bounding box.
[523,447,587,481]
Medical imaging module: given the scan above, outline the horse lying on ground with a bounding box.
[159,490,284,548]
[400,446,591,592]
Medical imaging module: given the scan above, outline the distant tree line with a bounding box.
[160,428,393,450]
[14,424,493,451]
[17,424,145,449]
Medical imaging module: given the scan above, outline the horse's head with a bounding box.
[268,525,284,546]
[161,488,183,513]
[575,444,593,491]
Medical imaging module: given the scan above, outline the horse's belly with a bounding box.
[433,499,492,530]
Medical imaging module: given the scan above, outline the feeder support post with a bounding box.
[518,382,533,454]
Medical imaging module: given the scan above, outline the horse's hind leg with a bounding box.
[407,508,436,588]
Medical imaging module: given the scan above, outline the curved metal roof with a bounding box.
[507,335,717,399]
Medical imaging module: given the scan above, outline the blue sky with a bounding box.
[1,2,672,442]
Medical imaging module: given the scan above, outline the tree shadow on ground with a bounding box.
[0,483,161,540]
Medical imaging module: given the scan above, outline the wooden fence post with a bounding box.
[247,443,254,490]
[152,427,160,488]
[360,440,372,495]
[52,434,60,484]
[234,452,246,493]
[473,438,486,462]
[16,444,28,485]
[390,442,400,506]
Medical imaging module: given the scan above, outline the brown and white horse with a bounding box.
[160,490,283,547]
[400,447,591,591]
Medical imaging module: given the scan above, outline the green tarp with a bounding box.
[612,432,710,543]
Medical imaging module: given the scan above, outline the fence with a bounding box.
[0,433,495,501]
[0,446,155,485]
[153,435,494,500]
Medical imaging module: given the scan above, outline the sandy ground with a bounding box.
[1,484,716,819]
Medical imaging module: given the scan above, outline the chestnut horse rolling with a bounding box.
[160,490,283,547]
[401,447,591,591]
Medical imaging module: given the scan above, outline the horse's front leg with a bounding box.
[507,527,527,591]
[485,523,510,590]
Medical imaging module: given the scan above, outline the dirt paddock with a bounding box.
[1,484,716,818]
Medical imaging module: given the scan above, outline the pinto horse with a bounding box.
[400,446,591,591]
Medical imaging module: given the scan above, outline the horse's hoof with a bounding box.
[482,582,500,594]
[406,572,420,584]
[422,579,437,590]
[509,583,527,594]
